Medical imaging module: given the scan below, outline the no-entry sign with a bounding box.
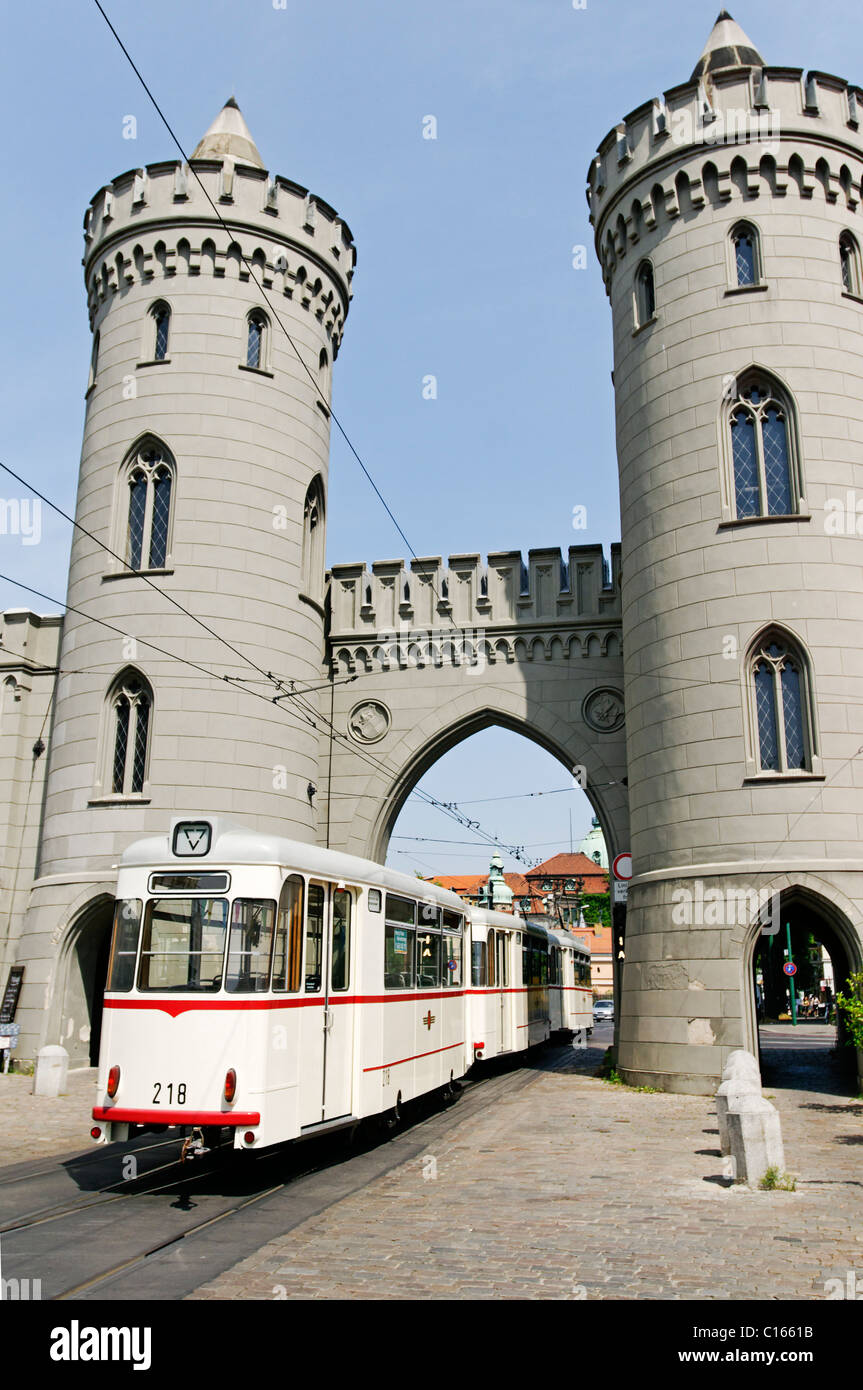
[612,852,632,881]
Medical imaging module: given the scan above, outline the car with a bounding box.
[593,999,614,1021]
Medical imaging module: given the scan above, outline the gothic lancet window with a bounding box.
[727,373,799,520]
[246,311,267,368]
[839,230,861,295]
[730,222,761,287]
[301,476,325,600]
[107,670,153,795]
[151,301,171,360]
[122,439,175,571]
[749,633,814,774]
[634,260,656,328]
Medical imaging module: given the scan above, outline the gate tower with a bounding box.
[14,101,355,1058]
[588,13,863,1091]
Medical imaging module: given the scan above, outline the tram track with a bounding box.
[2,1044,574,1302]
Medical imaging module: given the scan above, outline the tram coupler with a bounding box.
[180,1127,210,1163]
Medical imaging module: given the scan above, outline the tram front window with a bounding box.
[138,897,228,992]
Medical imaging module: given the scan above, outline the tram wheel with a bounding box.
[442,1072,462,1104]
[381,1092,402,1132]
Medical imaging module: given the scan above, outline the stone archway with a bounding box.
[364,707,626,866]
[56,895,115,1067]
[742,880,863,1088]
[323,544,628,864]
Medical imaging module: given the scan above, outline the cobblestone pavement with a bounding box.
[0,1069,99,1166]
[189,1028,863,1301]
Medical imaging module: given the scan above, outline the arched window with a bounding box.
[151,301,171,360]
[246,311,267,369]
[122,438,175,571]
[634,260,655,328]
[747,632,816,775]
[727,373,799,520]
[107,669,153,795]
[730,222,761,287]
[301,476,325,599]
[839,230,861,295]
[88,331,100,390]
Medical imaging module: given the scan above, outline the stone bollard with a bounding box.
[726,1093,785,1186]
[715,1048,762,1154]
[33,1045,69,1098]
[722,1049,761,1081]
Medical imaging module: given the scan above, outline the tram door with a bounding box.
[301,883,354,1126]
[497,932,511,1051]
[322,886,354,1121]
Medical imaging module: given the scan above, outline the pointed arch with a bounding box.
[115,434,176,572]
[741,624,821,778]
[101,666,154,798]
[839,229,862,296]
[245,307,269,369]
[633,257,656,329]
[720,367,803,522]
[301,474,326,602]
[147,298,171,361]
[728,220,762,288]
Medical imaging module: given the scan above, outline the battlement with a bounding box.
[328,544,621,639]
[82,157,355,340]
[587,64,863,251]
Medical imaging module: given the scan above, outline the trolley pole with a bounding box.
[785,921,797,1026]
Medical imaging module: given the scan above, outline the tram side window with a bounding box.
[522,940,529,986]
[549,949,559,986]
[305,884,325,992]
[487,930,496,988]
[417,931,440,987]
[332,889,351,991]
[272,874,304,992]
[226,899,277,993]
[471,939,487,987]
[107,898,142,992]
[138,898,228,992]
[385,894,416,989]
[443,933,462,988]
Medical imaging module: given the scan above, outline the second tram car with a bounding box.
[90,817,592,1153]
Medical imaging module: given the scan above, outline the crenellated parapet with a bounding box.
[328,544,622,672]
[587,65,863,291]
[82,158,356,348]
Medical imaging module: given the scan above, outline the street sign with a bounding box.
[612,852,632,881]
[783,962,797,976]
[613,880,628,904]
[0,966,24,1024]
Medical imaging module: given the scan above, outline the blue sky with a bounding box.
[2,1,859,874]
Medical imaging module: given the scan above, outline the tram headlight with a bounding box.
[224,1068,237,1103]
[107,1065,121,1099]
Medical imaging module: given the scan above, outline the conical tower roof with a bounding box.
[191,97,264,168]
[690,11,764,81]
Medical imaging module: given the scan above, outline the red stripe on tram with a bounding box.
[363,1040,465,1073]
[103,989,468,1017]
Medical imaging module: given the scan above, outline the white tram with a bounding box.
[90,818,592,1153]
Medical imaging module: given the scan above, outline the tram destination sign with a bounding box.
[0,965,24,1024]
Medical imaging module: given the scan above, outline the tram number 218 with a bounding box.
[152,1082,187,1105]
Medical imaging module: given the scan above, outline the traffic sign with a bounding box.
[783,962,797,976]
[612,852,632,881]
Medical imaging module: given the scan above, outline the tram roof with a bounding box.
[119,816,474,913]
